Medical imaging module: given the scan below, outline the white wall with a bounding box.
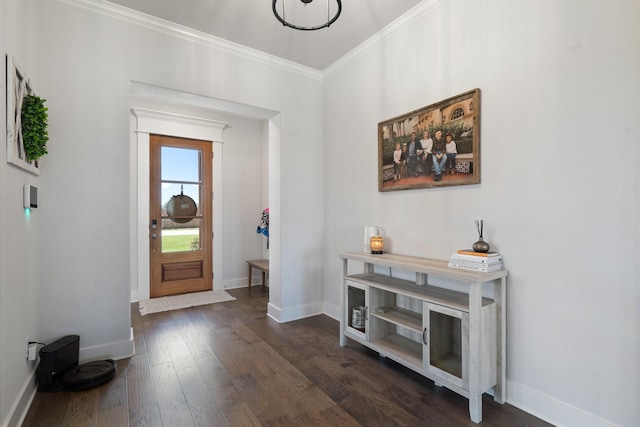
[214,112,271,287]
[323,1,639,426]
[0,0,43,425]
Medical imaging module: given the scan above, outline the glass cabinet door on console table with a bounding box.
[344,280,369,341]
[339,251,508,424]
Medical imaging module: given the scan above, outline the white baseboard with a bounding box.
[507,380,617,427]
[267,301,323,323]
[322,301,340,321]
[2,369,37,427]
[222,276,264,290]
[79,327,135,362]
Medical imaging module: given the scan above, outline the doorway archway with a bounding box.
[128,82,281,305]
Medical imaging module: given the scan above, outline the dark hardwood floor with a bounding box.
[23,288,552,426]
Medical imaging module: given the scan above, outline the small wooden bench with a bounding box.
[246,259,269,290]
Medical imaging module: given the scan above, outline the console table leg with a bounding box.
[469,281,483,424]
[494,276,507,404]
[469,395,482,424]
[339,257,348,347]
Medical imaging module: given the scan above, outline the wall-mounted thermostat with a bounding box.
[24,185,37,209]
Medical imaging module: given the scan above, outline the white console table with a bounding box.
[339,251,508,423]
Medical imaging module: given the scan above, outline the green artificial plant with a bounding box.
[21,94,49,162]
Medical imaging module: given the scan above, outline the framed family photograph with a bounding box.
[378,88,480,192]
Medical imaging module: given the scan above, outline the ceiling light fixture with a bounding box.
[272,0,342,31]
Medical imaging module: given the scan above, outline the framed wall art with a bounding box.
[378,88,480,192]
[6,54,41,175]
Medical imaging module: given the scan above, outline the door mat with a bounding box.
[138,290,236,315]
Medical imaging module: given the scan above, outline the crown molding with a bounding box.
[323,0,446,78]
[61,0,323,81]
[60,0,445,82]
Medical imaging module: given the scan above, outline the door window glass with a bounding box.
[160,146,203,253]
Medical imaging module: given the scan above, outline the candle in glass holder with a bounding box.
[370,235,384,254]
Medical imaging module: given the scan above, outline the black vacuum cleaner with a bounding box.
[36,335,116,392]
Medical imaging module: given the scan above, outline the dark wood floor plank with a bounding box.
[223,402,263,427]
[293,381,336,415]
[175,365,230,426]
[96,371,129,426]
[181,310,217,359]
[300,364,352,403]
[317,404,362,427]
[149,362,195,427]
[61,387,100,426]
[142,320,172,367]
[131,307,148,357]
[22,391,70,427]
[203,324,244,354]
[212,341,252,379]
[96,405,129,427]
[230,372,303,424]
[237,340,300,381]
[167,338,197,372]
[22,287,552,427]
[229,317,265,344]
[194,354,245,409]
[386,383,471,426]
[340,392,423,427]
[183,335,215,361]
[97,368,128,411]
[126,354,163,427]
[197,308,230,330]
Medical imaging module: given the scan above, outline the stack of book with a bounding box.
[448,249,503,272]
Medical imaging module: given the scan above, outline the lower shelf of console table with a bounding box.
[339,251,508,424]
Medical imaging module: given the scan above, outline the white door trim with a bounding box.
[131,108,227,300]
